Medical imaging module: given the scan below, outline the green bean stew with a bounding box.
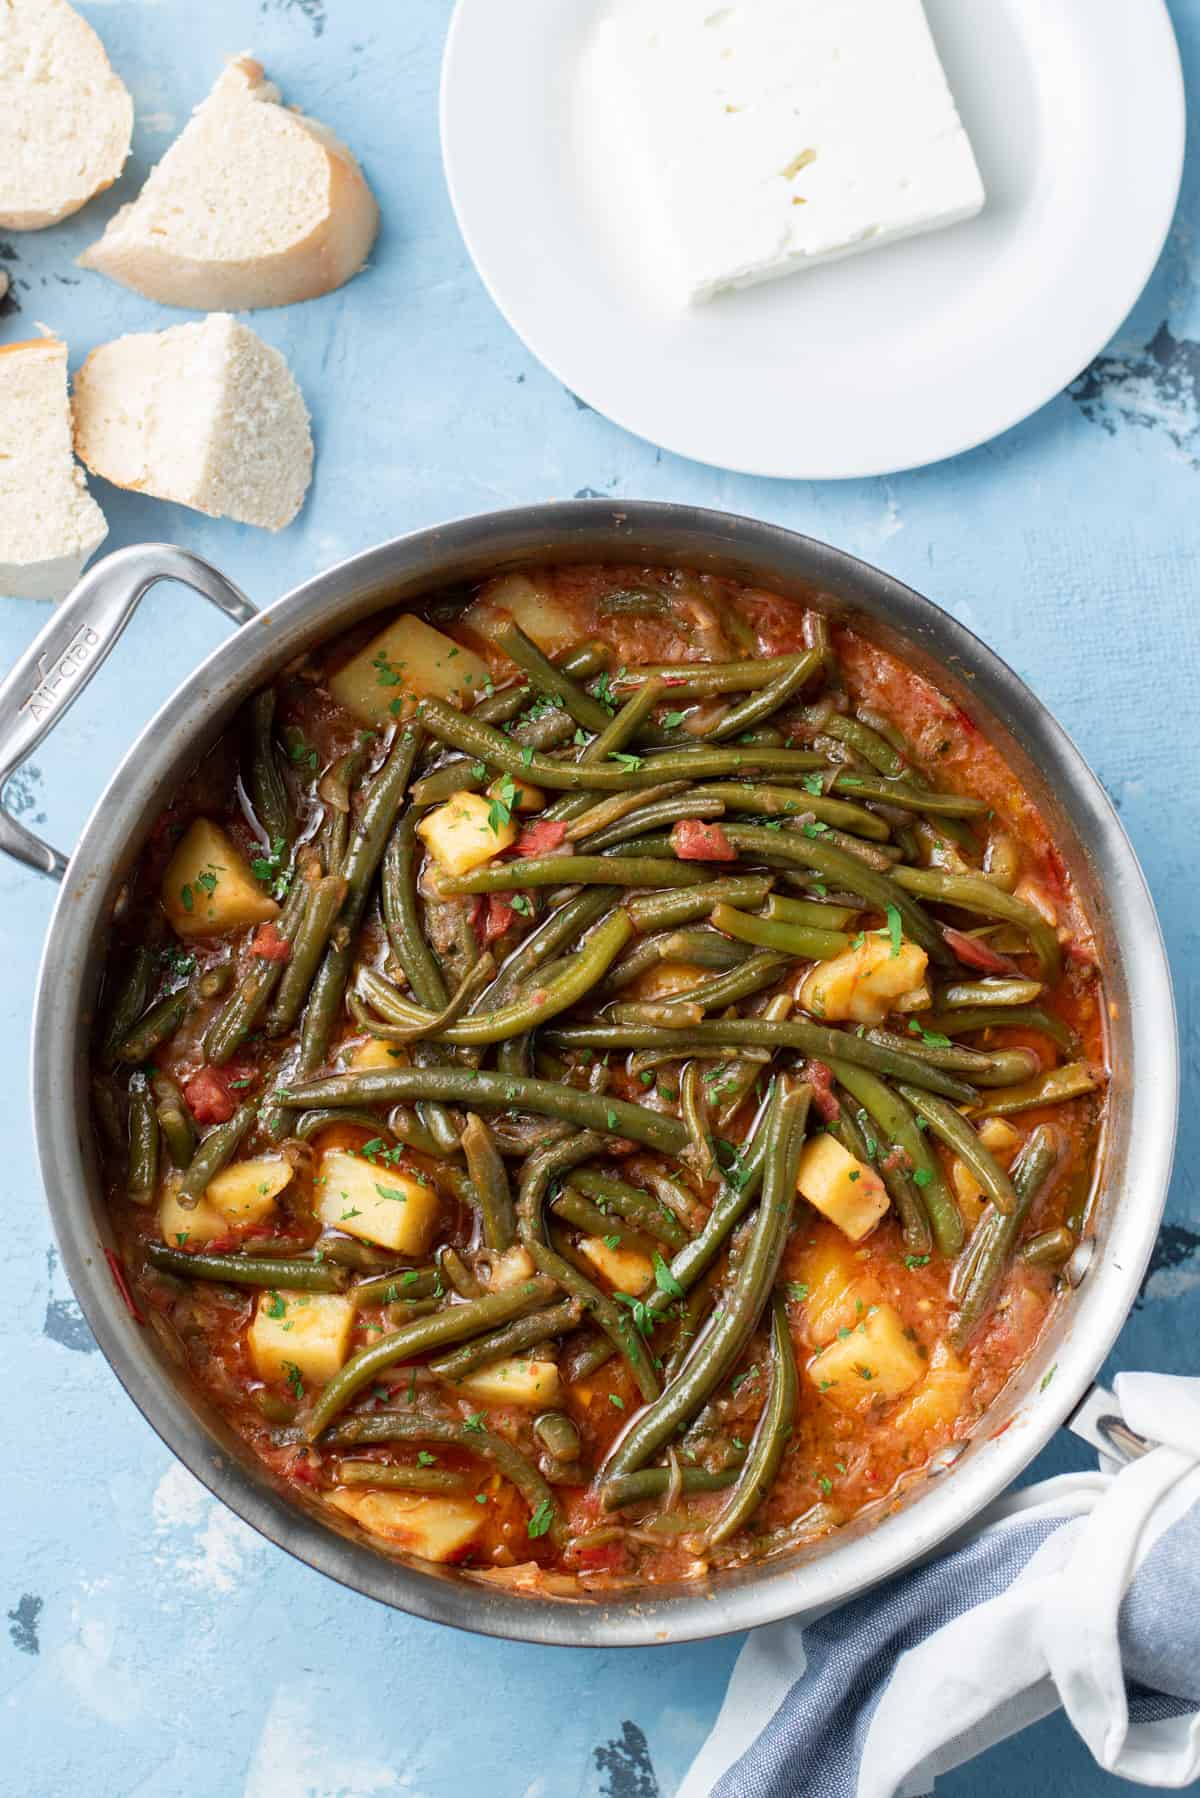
[93,564,1106,1592]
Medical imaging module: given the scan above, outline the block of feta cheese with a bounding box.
[585,0,985,306]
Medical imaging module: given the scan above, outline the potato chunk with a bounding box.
[464,573,578,655]
[892,1339,972,1434]
[205,1157,293,1227]
[788,1233,877,1345]
[950,1116,1022,1226]
[808,1303,925,1409]
[159,1179,226,1247]
[316,1147,439,1255]
[454,1357,562,1409]
[487,1245,535,1290]
[798,935,929,1026]
[796,1135,889,1242]
[349,1036,405,1072]
[328,613,490,726]
[576,1235,654,1295]
[416,790,516,877]
[162,818,279,938]
[249,1291,355,1386]
[628,961,711,1002]
[328,1489,484,1562]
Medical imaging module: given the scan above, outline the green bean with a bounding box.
[551,1187,633,1239]
[704,654,821,741]
[710,901,852,961]
[764,894,860,930]
[294,1107,395,1141]
[527,1238,661,1402]
[826,774,988,818]
[972,1062,1100,1116]
[492,619,613,733]
[126,1072,159,1205]
[516,1130,608,1247]
[297,723,424,1079]
[583,792,728,854]
[920,1006,1076,1052]
[247,688,293,848]
[833,1090,931,1258]
[713,993,793,1129]
[705,1293,796,1547]
[612,655,824,699]
[825,1059,962,1255]
[206,875,310,1065]
[381,812,449,1010]
[440,855,709,894]
[897,1084,1016,1215]
[864,1029,1040,1088]
[334,1460,468,1493]
[951,1126,1060,1347]
[356,910,634,1044]
[304,1277,558,1438]
[939,978,1044,1008]
[715,824,949,963]
[890,867,1062,981]
[669,952,789,1014]
[603,1080,809,1478]
[317,746,367,876]
[569,1169,691,1250]
[534,1411,582,1462]
[1020,1225,1077,1268]
[197,962,236,1001]
[265,876,349,1037]
[698,781,892,841]
[152,1072,196,1171]
[581,676,667,762]
[100,945,156,1066]
[349,951,496,1045]
[146,1245,350,1291]
[460,1113,516,1251]
[178,1102,257,1206]
[547,1020,978,1103]
[565,782,687,844]
[437,1245,482,1299]
[611,1001,704,1029]
[602,930,752,996]
[679,1061,720,1179]
[804,708,906,777]
[351,1267,440,1305]
[474,643,610,728]
[429,1298,583,1380]
[317,1411,562,1545]
[601,1468,736,1510]
[624,875,773,932]
[113,987,189,1064]
[469,887,617,1015]
[416,695,860,792]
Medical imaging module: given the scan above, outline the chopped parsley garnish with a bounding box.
[785,1282,809,1303]
[527,1498,555,1538]
[266,1291,287,1320]
[885,904,903,957]
[662,710,686,730]
[653,1253,683,1299]
[463,1412,485,1433]
[283,1361,304,1400]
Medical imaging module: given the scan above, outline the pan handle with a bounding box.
[0,544,256,880]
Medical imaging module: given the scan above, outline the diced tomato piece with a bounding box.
[942,926,1018,975]
[472,892,521,948]
[671,819,736,862]
[573,1539,630,1574]
[250,921,291,962]
[517,818,568,858]
[184,1064,238,1125]
[805,1059,840,1122]
[880,1145,909,1175]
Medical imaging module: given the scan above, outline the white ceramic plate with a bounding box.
[441,0,1185,480]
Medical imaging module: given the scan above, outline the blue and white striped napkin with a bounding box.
[680,1374,1200,1797]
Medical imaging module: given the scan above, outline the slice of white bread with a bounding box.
[0,336,107,601]
[79,52,379,310]
[0,0,132,231]
[72,313,313,532]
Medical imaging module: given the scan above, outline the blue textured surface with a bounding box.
[1,3,1197,1793]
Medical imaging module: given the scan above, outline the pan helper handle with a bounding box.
[0,544,255,879]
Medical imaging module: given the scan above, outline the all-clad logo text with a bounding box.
[20,626,101,723]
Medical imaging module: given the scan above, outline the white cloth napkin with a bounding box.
[679,1373,1200,1797]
